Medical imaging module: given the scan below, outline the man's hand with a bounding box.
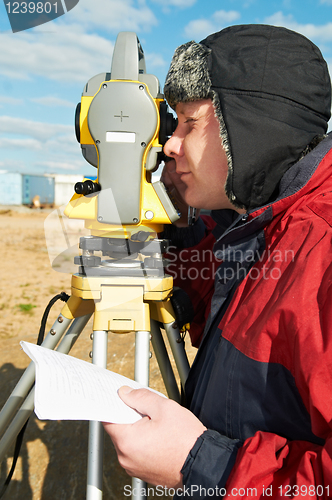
[103,386,206,488]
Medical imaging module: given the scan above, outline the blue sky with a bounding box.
[0,0,332,178]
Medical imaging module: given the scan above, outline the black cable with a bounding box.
[0,420,29,498]
[0,292,70,498]
[37,291,70,345]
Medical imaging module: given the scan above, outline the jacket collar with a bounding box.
[212,133,332,250]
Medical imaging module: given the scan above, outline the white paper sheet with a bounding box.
[21,341,165,424]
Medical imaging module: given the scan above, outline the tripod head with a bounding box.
[64,32,179,242]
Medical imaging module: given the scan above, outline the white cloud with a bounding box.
[0,96,24,105]
[0,160,26,172]
[0,1,160,83]
[145,52,167,68]
[0,118,80,164]
[0,24,115,82]
[46,133,80,157]
[35,160,84,172]
[264,12,332,42]
[0,115,87,173]
[0,138,42,150]
[151,0,196,8]
[327,60,332,78]
[0,116,72,141]
[184,10,241,40]
[66,0,158,32]
[212,10,242,24]
[320,0,332,4]
[30,96,75,107]
[184,19,215,40]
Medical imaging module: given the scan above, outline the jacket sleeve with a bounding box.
[181,430,332,499]
[162,215,219,347]
[180,430,242,498]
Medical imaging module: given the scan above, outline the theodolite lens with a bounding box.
[75,102,81,143]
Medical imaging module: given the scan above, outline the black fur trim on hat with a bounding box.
[164,41,212,108]
[210,89,234,205]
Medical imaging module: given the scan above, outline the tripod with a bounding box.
[0,237,191,500]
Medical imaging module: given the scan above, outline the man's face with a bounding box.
[163,99,237,211]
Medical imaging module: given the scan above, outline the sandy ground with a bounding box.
[0,207,196,500]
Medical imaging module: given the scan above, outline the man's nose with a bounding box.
[163,132,183,158]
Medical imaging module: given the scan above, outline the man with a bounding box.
[104,25,332,498]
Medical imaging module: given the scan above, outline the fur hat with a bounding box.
[164,25,331,210]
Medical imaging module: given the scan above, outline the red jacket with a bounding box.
[167,135,332,498]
